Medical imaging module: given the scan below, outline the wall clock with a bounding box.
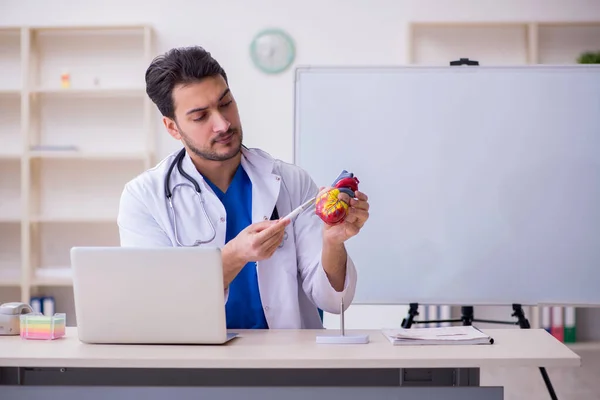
[250,28,295,74]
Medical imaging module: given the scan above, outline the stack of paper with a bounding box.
[382,326,494,346]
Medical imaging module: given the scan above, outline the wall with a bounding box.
[2,0,599,331]
[2,0,599,163]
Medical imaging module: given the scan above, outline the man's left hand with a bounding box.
[320,187,370,245]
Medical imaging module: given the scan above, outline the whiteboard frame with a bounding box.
[292,64,600,307]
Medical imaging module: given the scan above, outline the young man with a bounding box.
[117,46,370,329]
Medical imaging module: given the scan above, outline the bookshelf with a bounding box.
[0,25,155,319]
[406,20,600,343]
[407,21,600,65]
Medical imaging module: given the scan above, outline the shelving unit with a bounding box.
[0,25,155,322]
[407,21,600,65]
[406,20,600,344]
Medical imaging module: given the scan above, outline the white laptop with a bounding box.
[70,246,237,344]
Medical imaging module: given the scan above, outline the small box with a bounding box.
[20,313,66,340]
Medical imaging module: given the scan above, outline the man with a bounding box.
[117,46,370,329]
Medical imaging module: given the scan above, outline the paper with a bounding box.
[381,326,494,346]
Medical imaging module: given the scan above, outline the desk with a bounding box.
[0,327,580,400]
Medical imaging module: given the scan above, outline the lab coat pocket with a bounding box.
[272,224,298,277]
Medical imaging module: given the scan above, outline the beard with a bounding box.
[179,127,243,162]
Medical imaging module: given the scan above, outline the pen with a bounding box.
[282,197,316,221]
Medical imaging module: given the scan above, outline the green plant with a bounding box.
[577,51,600,64]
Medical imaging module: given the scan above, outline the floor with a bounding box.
[481,348,600,400]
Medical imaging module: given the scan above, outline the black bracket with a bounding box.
[450,58,479,66]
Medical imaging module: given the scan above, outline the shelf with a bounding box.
[0,153,21,160]
[32,94,146,155]
[31,222,120,281]
[0,223,21,286]
[0,23,154,305]
[30,25,150,32]
[0,29,21,93]
[408,21,600,66]
[0,269,21,287]
[0,93,21,157]
[538,23,600,64]
[0,89,20,96]
[0,217,21,223]
[409,23,530,65]
[567,341,600,352]
[31,215,117,223]
[28,150,147,160]
[32,27,147,91]
[32,267,72,286]
[0,287,21,304]
[31,158,141,219]
[31,87,145,97]
[0,159,21,221]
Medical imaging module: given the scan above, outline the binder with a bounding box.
[42,296,55,316]
[426,305,438,327]
[551,306,564,342]
[439,305,451,327]
[564,306,576,343]
[30,297,42,313]
[417,305,426,328]
[541,306,551,333]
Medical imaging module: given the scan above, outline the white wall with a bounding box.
[2,0,599,163]
[2,0,600,330]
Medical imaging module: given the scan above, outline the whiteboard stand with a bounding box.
[316,299,369,344]
[398,57,559,400]
[402,303,557,399]
[401,304,531,329]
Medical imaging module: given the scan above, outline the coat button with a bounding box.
[264,306,269,311]
[263,216,268,220]
[220,217,225,222]
[275,177,280,181]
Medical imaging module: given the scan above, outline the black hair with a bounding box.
[145,46,228,119]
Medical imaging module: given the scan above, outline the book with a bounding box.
[551,306,564,342]
[382,326,494,346]
[564,306,576,343]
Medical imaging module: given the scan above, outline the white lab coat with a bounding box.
[117,146,357,329]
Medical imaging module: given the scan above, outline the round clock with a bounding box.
[250,29,295,74]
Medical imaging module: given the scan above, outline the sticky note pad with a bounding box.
[20,313,66,340]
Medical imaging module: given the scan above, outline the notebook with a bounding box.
[381,326,494,346]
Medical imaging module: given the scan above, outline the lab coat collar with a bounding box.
[179,146,281,223]
[240,146,281,223]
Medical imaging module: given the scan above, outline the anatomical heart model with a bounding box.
[315,170,359,225]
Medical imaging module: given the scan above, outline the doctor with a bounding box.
[117,46,370,329]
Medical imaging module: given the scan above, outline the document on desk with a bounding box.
[382,326,494,346]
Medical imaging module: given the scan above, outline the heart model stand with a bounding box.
[314,170,369,344]
[315,298,370,344]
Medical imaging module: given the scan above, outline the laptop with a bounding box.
[70,246,237,344]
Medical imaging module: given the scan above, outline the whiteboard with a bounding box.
[293,65,600,306]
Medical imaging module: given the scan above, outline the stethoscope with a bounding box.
[165,148,217,247]
[165,147,287,248]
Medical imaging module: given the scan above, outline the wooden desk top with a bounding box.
[0,327,580,369]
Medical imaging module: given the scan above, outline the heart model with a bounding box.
[315,170,360,225]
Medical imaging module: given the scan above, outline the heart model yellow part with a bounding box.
[315,188,349,225]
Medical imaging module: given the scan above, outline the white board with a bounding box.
[293,65,600,306]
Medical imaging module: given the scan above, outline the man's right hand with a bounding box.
[234,219,290,262]
[221,219,290,288]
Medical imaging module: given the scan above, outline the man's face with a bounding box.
[164,75,243,162]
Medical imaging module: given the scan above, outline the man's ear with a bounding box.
[163,117,181,140]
